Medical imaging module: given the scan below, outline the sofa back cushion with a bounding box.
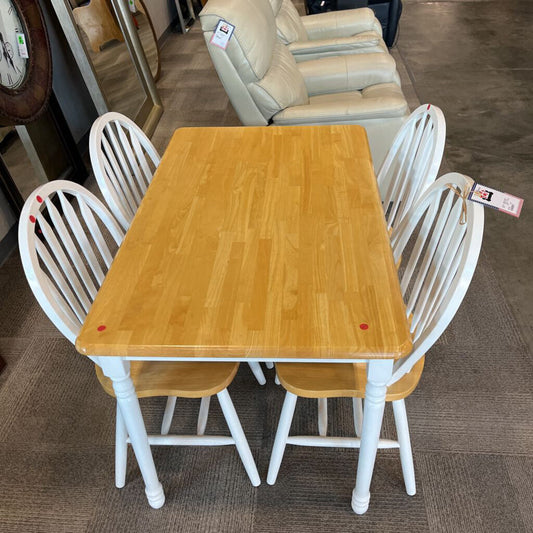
[269,0,309,44]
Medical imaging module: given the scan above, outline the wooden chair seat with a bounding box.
[275,357,425,401]
[96,361,239,399]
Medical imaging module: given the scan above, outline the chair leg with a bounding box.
[265,361,274,369]
[392,399,416,496]
[161,396,177,435]
[248,362,267,385]
[115,402,128,488]
[267,391,297,485]
[217,388,261,487]
[197,396,211,435]
[318,398,327,436]
[353,398,363,437]
[274,373,280,385]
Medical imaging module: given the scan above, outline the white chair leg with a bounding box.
[161,396,177,435]
[265,361,274,369]
[318,398,327,436]
[392,399,416,496]
[115,402,128,488]
[274,373,280,385]
[353,398,363,437]
[248,362,267,385]
[197,396,211,435]
[217,388,261,487]
[267,392,298,485]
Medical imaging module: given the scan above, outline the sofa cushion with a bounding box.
[301,8,382,40]
[271,83,408,124]
[288,32,387,62]
[297,53,400,96]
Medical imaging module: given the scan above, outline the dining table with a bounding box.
[76,125,412,514]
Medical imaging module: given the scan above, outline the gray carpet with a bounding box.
[1,3,532,532]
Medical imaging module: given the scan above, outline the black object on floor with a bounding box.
[335,0,403,47]
[305,0,335,14]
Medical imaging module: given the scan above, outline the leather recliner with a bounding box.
[199,0,409,166]
[268,0,387,62]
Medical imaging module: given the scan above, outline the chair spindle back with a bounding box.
[388,173,484,384]
[378,103,446,231]
[90,112,161,230]
[19,181,124,344]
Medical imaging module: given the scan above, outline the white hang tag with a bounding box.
[210,20,235,50]
[128,0,136,13]
[16,33,28,59]
[468,182,523,218]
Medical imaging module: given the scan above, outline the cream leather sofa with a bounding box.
[199,0,409,166]
[269,0,387,62]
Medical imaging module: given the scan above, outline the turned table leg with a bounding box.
[99,357,165,509]
[351,359,393,515]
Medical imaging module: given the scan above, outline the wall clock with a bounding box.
[0,0,52,126]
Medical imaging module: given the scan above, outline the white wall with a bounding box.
[147,0,177,39]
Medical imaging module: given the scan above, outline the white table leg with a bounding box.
[351,359,394,515]
[99,357,165,509]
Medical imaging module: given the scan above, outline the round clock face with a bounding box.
[0,0,52,126]
[0,0,29,90]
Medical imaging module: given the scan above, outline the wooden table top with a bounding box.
[76,126,412,360]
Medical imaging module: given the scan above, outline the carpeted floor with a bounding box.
[1,3,532,533]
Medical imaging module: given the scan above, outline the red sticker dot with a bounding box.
[36,195,43,203]
[427,104,431,110]
[97,325,106,332]
[29,215,36,223]
[359,323,369,330]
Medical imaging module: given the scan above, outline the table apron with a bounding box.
[112,356,397,363]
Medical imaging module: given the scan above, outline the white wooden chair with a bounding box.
[18,180,260,489]
[378,103,446,232]
[267,173,484,496]
[89,111,161,231]
[90,112,270,385]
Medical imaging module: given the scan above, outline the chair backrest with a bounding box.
[89,112,161,231]
[268,0,308,44]
[378,103,446,232]
[18,180,124,344]
[388,173,484,385]
[199,0,309,125]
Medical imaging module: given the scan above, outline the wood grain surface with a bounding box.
[76,126,412,359]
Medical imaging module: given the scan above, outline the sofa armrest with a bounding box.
[301,8,383,40]
[288,32,386,61]
[297,53,400,96]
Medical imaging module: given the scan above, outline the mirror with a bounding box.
[51,0,162,134]
[135,0,161,82]
[71,0,160,83]
[0,127,42,202]
[0,92,88,213]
